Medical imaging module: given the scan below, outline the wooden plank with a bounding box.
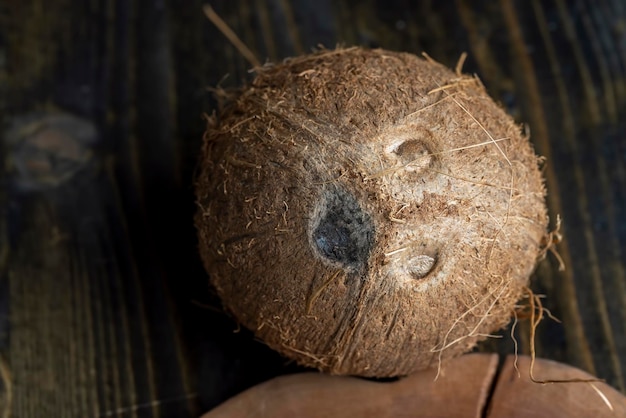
[0,113,197,417]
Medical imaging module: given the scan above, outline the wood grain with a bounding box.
[1,0,625,416]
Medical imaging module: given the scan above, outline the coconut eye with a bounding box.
[311,188,374,269]
[394,139,427,157]
[407,254,437,279]
[392,139,432,171]
[384,248,438,282]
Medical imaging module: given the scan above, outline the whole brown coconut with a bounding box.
[195,47,548,377]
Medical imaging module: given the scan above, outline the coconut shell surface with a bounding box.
[195,47,548,377]
[203,355,626,418]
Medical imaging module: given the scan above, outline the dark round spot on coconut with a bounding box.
[311,188,374,269]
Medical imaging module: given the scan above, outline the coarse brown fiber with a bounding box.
[195,47,548,377]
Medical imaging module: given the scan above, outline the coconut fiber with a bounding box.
[195,47,548,377]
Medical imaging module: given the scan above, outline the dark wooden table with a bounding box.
[1,1,625,417]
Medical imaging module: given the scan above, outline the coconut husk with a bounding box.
[195,47,548,377]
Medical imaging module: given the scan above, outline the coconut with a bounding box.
[195,47,548,377]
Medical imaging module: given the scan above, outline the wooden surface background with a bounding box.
[1,0,625,417]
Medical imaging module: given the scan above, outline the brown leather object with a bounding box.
[203,354,626,417]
